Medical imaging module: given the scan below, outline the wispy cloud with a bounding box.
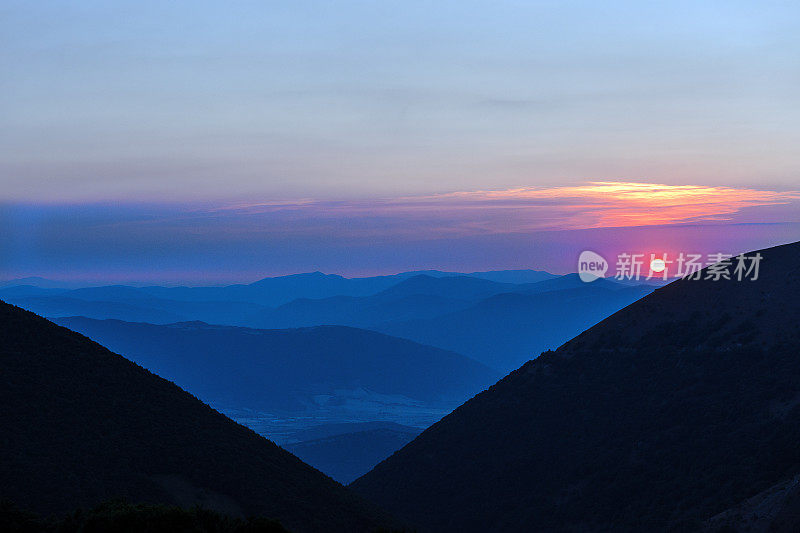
[3,182,799,283]
[220,181,800,236]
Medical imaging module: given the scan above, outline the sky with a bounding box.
[1,1,799,283]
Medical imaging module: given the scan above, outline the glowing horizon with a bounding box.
[218,181,800,235]
[2,180,798,284]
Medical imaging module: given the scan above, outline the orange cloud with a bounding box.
[406,181,800,230]
[217,181,800,238]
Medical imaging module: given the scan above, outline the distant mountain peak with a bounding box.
[250,270,343,285]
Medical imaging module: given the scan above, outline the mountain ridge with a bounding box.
[351,241,800,532]
[0,300,395,532]
[52,316,499,412]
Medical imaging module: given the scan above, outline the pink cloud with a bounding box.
[217,181,800,238]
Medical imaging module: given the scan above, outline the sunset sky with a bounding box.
[1,1,799,283]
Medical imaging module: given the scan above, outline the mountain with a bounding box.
[285,424,423,484]
[8,273,654,374]
[0,272,417,313]
[141,271,478,307]
[66,285,159,301]
[1,270,557,327]
[52,317,499,413]
[6,296,188,324]
[705,474,800,532]
[0,499,290,532]
[375,283,653,371]
[0,277,86,289]
[373,274,517,301]
[0,301,393,532]
[244,272,394,305]
[465,269,558,284]
[247,275,652,372]
[516,272,620,293]
[351,241,800,532]
[0,285,68,298]
[247,274,532,330]
[252,293,473,329]
[0,285,271,325]
[151,270,555,306]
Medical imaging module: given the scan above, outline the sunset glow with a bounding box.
[411,181,800,230]
[226,181,800,235]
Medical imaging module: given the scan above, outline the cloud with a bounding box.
[222,181,800,237]
[3,181,799,283]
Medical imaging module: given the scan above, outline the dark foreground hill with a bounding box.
[351,241,800,532]
[51,318,497,412]
[0,301,393,532]
[0,500,289,533]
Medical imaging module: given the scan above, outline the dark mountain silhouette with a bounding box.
[52,317,498,412]
[351,241,800,532]
[0,500,289,533]
[286,425,423,484]
[704,474,800,532]
[375,283,653,371]
[0,301,394,532]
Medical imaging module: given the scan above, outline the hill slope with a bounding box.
[375,283,652,371]
[1,271,560,329]
[0,301,393,532]
[251,293,472,330]
[351,241,800,532]
[51,318,498,412]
